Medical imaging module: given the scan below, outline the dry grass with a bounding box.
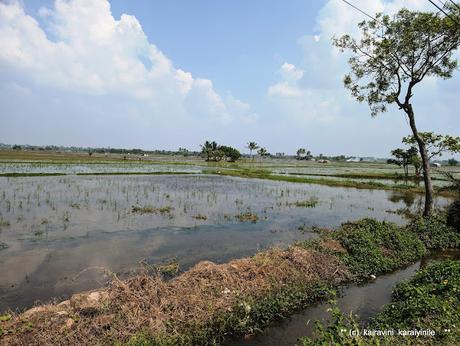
[0,246,350,345]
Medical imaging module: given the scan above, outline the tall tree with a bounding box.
[257,147,269,157]
[296,148,306,160]
[334,8,460,216]
[246,141,259,161]
[387,146,419,178]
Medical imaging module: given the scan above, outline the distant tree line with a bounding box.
[1,143,201,156]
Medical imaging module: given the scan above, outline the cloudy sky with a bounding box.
[0,0,459,156]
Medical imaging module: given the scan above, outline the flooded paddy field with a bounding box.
[1,157,458,189]
[0,162,203,175]
[0,174,452,312]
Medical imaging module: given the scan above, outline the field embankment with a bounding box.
[2,214,458,345]
[205,169,457,198]
[300,259,460,346]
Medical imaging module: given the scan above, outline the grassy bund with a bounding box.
[1,213,459,345]
[300,260,460,346]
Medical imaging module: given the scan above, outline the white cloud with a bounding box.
[265,0,460,156]
[0,0,457,156]
[0,0,256,149]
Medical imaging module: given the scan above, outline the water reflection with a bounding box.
[0,175,453,312]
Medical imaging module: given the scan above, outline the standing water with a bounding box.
[0,174,452,312]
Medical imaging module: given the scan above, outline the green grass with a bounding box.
[204,169,457,197]
[288,171,450,182]
[300,260,460,346]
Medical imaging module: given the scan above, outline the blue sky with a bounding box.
[1,0,459,157]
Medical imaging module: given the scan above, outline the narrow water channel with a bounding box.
[229,250,460,346]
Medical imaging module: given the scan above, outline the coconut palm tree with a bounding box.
[246,141,259,161]
[201,140,218,161]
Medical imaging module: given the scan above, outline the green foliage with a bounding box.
[447,199,460,232]
[0,314,11,322]
[296,148,313,160]
[197,282,333,343]
[128,282,335,346]
[387,146,419,177]
[406,213,460,249]
[333,9,460,116]
[154,259,180,278]
[403,132,460,160]
[332,219,426,278]
[334,6,460,216]
[240,283,334,333]
[370,260,460,345]
[257,147,270,157]
[200,141,241,162]
[219,145,241,162]
[300,261,460,346]
[299,298,365,346]
[246,141,259,152]
[448,158,458,166]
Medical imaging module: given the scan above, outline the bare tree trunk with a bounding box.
[406,105,433,216]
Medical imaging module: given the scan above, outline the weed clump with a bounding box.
[236,212,259,223]
[154,259,180,278]
[131,205,173,214]
[0,218,10,228]
[292,197,319,208]
[192,214,208,220]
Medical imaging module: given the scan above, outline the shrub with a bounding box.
[301,261,460,346]
[332,219,426,278]
[219,145,242,162]
[370,260,460,345]
[406,212,460,249]
[446,199,460,232]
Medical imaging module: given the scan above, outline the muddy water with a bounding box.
[230,250,460,346]
[0,175,452,312]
